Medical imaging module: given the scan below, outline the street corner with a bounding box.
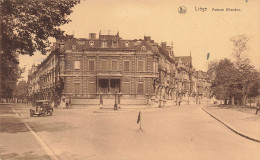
[201,105,260,143]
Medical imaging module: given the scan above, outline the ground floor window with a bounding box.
[124,82,130,94]
[74,83,81,94]
[88,81,95,93]
[137,82,144,94]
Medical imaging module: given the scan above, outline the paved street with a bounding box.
[0,103,260,160]
[0,104,51,160]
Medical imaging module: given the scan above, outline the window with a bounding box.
[74,83,81,94]
[125,41,129,47]
[124,82,130,94]
[89,60,95,71]
[124,61,130,71]
[89,81,95,93]
[65,60,70,70]
[74,61,80,70]
[100,60,107,71]
[89,41,94,47]
[112,60,118,70]
[137,82,144,94]
[141,46,146,51]
[101,41,107,48]
[137,60,144,72]
[112,40,118,48]
[153,61,157,72]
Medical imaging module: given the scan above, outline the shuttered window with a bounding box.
[137,82,144,94]
[124,82,130,94]
[89,60,95,71]
[124,61,130,71]
[74,83,81,94]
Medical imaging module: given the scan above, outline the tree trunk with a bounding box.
[231,96,235,105]
[243,95,247,106]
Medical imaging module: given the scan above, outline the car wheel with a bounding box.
[30,110,34,117]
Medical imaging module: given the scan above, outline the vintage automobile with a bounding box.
[30,100,53,117]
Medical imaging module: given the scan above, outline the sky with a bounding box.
[19,0,260,80]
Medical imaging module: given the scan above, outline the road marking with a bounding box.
[9,105,59,160]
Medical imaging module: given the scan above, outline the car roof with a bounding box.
[36,100,51,102]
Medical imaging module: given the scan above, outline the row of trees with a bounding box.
[207,35,260,105]
[0,0,80,100]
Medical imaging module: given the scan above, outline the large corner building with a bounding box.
[28,32,210,107]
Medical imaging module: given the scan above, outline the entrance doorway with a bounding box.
[110,79,120,93]
[98,79,120,94]
[98,79,109,93]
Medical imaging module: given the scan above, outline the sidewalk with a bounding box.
[202,105,260,143]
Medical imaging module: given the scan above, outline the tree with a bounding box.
[230,35,258,105]
[230,34,250,66]
[13,80,28,101]
[0,0,80,99]
[0,52,23,98]
[208,58,259,106]
[1,0,80,56]
[208,59,240,105]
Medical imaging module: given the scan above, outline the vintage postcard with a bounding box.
[0,0,259,159]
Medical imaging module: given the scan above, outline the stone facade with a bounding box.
[194,70,211,104]
[27,32,210,107]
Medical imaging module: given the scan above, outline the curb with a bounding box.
[9,105,60,160]
[201,106,260,143]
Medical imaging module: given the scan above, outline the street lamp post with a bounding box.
[114,85,118,110]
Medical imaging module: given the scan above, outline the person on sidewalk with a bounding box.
[256,102,260,115]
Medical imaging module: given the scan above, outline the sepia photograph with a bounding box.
[0,0,259,159]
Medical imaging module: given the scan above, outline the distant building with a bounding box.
[175,56,196,104]
[194,70,211,104]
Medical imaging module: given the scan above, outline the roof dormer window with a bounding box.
[89,41,94,47]
[112,40,118,48]
[125,41,129,47]
[101,41,107,48]
[141,46,146,51]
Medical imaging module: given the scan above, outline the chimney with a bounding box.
[89,33,96,39]
[161,42,167,49]
[144,36,151,41]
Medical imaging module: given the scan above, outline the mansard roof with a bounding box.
[158,46,175,63]
[175,56,191,63]
[58,33,160,53]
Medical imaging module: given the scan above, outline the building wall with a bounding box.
[59,51,158,99]
[27,33,211,107]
